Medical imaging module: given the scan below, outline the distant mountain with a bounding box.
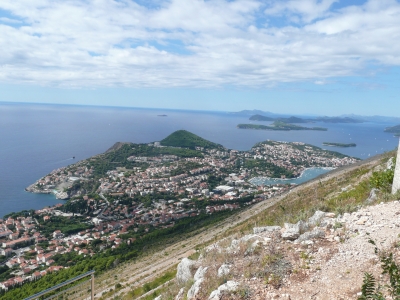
[230,110,281,117]
[340,114,400,123]
[249,114,275,121]
[314,116,364,123]
[160,130,224,149]
[248,114,364,124]
[279,116,309,123]
[233,110,400,124]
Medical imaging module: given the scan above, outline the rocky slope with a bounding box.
[169,200,400,300]
[147,157,400,300]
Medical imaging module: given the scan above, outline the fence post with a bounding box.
[91,273,95,300]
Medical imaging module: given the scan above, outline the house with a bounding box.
[53,230,63,239]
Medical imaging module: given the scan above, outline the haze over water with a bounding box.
[1,102,398,217]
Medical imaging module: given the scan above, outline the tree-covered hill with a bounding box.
[384,124,400,136]
[160,130,224,149]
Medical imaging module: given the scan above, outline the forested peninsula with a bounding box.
[238,121,327,131]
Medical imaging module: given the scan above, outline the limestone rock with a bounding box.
[208,281,239,300]
[366,188,378,204]
[282,223,299,240]
[218,264,231,277]
[325,212,336,218]
[253,226,281,234]
[387,157,394,170]
[194,266,208,282]
[282,221,308,240]
[308,210,326,226]
[176,258,195,283]
[187,278,203,299]
[175,288,184,300]
[296,228,325,243]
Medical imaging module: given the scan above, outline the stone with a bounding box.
[296,228,325,242]
[175,288,185,300]
[218,264,231,277]
[208,281,239,300]
[194,266,208,281]
[282,223,300,240]
[366,188,378,204]
[253,226,282,234]
[308,210,326,226]
[325,212,336,218]
[387,157,394,170]
[187,278,203,300]
[282,220,309,240]
[356,217,368,225]
[176,258,195,283]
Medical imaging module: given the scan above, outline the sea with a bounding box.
[1,102,399,218]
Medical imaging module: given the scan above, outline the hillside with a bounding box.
[160,130,224,149]
[6,151,398,299]
[84,152,397,300]
[384,124,400,136]
[127,153,396,300]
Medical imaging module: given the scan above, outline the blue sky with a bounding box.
[0,0,399,116]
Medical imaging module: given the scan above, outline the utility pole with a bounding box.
[392,138,400,195]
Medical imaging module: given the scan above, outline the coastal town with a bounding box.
[1,132,359,292]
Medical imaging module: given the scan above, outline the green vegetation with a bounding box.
[74,142,204,189]
[323,142,357,147]
[243,159,294,178]
[37,216,93,239]
[384,124,400,136]
[358,239,400,299]
[249,114,275,121]
[160,130,223,150]
[126,269,176,299]
[370,160,395,193]
[237,121,327,131]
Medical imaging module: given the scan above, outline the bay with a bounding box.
[249,167,335,186]
[0,102,398,217]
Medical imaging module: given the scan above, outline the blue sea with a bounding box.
[1,102,399,217]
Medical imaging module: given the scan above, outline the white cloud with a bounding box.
[0,0,399,88]
[264,0,339,23]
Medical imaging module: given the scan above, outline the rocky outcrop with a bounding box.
[365,188,378,204]
[308,210,326,226]
[217,264,231,277]
[187,267,208,299]
[176,258,195,284]
[208,281,239,300]
[253,226,281,234]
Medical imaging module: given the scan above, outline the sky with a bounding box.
[0,0,399,116]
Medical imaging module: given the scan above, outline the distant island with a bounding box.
[323,142,357,148]
[238,121,327,131]
[249,115,308,123]
[384,124,400,137]
[249,114,364,124]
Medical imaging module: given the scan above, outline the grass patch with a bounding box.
[124,268,177,299]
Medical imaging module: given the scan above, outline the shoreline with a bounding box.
[249,167,336,185]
